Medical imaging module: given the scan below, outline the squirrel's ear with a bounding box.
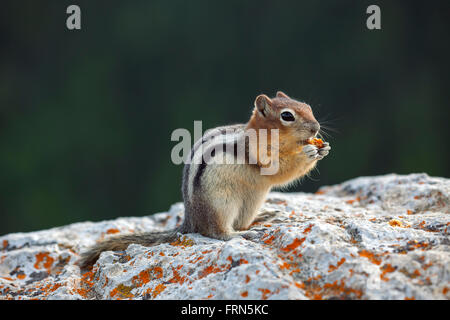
[254,94,273,117]
[276,91,290,99]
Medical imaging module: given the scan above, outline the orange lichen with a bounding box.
[34,252,54,273]
[345,197,361,205]
[295,282,305,289]
[241,291,248,297]
[323,280,362,298]
[263,235,276,245]
[138,270,151,285]
[152,284,166,299]
[303,224,314,234]
[170,236,194,247]
[304,279,363,300]
[109,288,118,297]
[153,266,164,279]
[51,283,62,292]
[281,237,305,252]
[404,296,415,300]
[380,264,396,281]
[76,270,95,298]
[245,275,251,283]
[189,255,204,264]
[289,268,301,275]
[312,274,322,281]
[258,288,272,300]
[102,276,109,288]
[168,266,187,284]
[328,258,346,272]
[16,273,26,280]
[443,287,448,295]
[2,240,8,250]
[389,219,407,228]
[198,265,224,279]
[358,250,382,265]
[133,267,164,287]
[40,282,63,294]
[106,228,120,234]
[110,284,134,299]
[407,240,430,251]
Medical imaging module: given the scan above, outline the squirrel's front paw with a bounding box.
[303,142,331,161]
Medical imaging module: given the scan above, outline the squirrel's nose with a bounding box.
[309,122,320,135]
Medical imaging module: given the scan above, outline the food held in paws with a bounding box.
[307,138,324,149]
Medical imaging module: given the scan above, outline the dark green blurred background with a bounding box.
[1,1,449,234]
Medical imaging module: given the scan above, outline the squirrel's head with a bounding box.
[249,91,320,144]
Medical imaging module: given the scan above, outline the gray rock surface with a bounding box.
[0,173,449,300]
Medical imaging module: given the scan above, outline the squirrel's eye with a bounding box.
[281,111,295,122]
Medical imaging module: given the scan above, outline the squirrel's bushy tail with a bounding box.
[78,229,180,269]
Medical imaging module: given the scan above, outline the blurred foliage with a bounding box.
[0,0,448,234]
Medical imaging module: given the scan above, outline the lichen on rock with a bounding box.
[0,173,449,300]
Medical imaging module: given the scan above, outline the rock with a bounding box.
[0,173,449,300]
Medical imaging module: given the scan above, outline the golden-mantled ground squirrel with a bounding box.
[79,91,330,267]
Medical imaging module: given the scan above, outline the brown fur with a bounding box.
[246,92,320,186]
